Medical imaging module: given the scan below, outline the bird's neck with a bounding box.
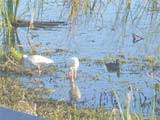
[70,80,76,88]
[69,68,77,79]
[70,67,77,72]
[69,67,78,88]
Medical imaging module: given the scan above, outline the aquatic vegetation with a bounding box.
[153,83,160,92]
[79,57,92,62]
[95,56,115,65]
[68,0,89,22]
[11,47,23,61]
[144,56,156,64]
[93,73,100,80]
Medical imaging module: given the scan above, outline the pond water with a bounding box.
[4,0,160,117]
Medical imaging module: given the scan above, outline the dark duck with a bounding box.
[105,59,120,77]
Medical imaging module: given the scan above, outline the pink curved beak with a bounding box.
[68,68,78,81]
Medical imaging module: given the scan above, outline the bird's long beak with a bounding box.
[68,68,73,82]
[68,68,78,82]
[71,68,74,81]
[74,68,78,80]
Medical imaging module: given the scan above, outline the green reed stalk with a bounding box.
[113,91,125,120]
[151,96,156,120]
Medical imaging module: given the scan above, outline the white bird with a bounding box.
[68,57,79,80]
[68,57,81,102]
[22,54,54,74]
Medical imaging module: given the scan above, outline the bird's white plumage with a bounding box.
[68,57,79,70]
[22,55,54,70]
[24,55,54,64]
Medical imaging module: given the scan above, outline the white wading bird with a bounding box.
[22,54,54,74]
[68,57,81,102]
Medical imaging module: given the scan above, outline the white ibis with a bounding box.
[22,54,54,74]
[68,57,79,80]
[68,57,81,102]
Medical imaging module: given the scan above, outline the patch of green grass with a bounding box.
[95,55,127,65]
[10,47,23,61]
[144,56,156,63]
[95,56,115,65]
[79,57,92,62]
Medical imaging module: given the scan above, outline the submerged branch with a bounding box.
[12,19,67,28]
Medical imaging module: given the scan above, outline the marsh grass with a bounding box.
[151,96,156,120]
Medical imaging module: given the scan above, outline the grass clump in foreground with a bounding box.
[0,76,159,120]
[0,76,111,120]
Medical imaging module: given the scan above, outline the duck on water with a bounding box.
[105,59,120,77]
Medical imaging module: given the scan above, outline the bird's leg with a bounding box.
[74,69,78,80]
[38,66,42,75]
[71,68,74,82]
